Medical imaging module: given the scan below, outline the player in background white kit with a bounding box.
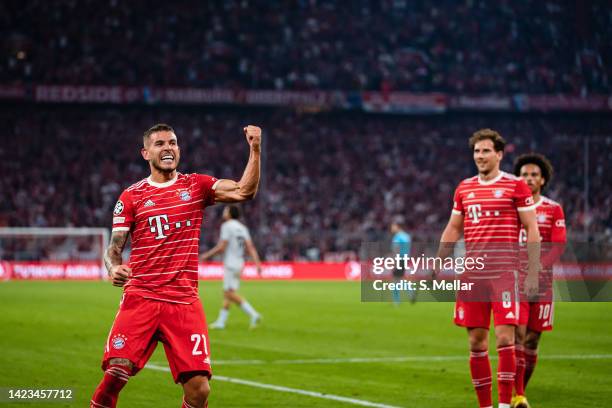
[200,205,262,329]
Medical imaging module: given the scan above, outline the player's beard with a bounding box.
[477,162,493,176]
[151,155,180,173]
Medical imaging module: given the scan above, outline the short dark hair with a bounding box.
[469,129,506,152]
[143,123,175,144]
[227,205,240,219]
[513,153,554,188]
[391,215,405,228]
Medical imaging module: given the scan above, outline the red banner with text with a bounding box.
[1,261,611,281]
[0,261,363,281]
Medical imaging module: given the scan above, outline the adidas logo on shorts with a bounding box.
[144,199,155,207]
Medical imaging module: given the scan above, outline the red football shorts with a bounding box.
[101,294,211,382]
[518,301,554,331]
[454,273,519,329]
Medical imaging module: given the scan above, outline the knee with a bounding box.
[515,328,526,345]
[184,377,210,407]
[494,325,515,348]
[496,333,514,348]
[106,359,133,390]
[108,358,134,371]
[468,334,488,351]
[524,331,541,350]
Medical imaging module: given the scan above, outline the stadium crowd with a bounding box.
[1,107,610,261]
[2,0,610,94]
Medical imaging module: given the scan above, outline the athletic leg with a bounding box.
[523,329,542,389]
[92,295,160,408]
[91,359,133,408]
[514,324,527,397]
[181,373,210,408]
[468,327,493,408]
[495,325,516,408]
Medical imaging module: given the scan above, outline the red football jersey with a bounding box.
[451,171,535,277]
[519,195,566,275]
[519,196,566,244]
[111,173,218,304]
[453,171,535,242]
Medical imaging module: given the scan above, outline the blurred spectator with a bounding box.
[2,0,610,94]
[1,106,610,260]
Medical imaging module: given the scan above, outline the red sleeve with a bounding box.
[452,185,464,215]
[514,179,536,212]
[541,204,567,267]
[196,174,219,207]
[550,205,567,243]
[112,190,135,232]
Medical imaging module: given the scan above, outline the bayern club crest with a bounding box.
[111,334,128,350]
[493,189,504,198]
[178,190,191,201]
[538,214,547,223]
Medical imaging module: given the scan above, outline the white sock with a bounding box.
[498,404,511,408]
[217,308,229,324]
[240,301,258,318]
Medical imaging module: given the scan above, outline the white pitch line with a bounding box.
[212,355,466,365]
[146,363,403,408]
[152,353,612,366]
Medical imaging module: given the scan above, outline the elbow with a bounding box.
[235,182,258,202]
[239,188,258,202]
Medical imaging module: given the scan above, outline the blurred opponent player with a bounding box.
[90,124,262,408]
[390,217,413,304]
[511,154,566,408]
[200,205,262,329]
[435,129,541,408]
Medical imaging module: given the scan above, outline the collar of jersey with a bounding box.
[477,171,504,186]
[533,197,544,208]
[147,173,179,188]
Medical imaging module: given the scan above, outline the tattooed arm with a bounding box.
[103,230,132,287]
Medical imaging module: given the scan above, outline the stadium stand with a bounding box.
[2,0,610,94]
[1,106,610,260]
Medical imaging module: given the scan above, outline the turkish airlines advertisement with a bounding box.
[0,261,611,281]
[0,261,362,281]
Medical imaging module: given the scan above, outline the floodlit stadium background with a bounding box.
[1,1,611,407]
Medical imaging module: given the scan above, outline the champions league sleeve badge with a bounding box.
[113,200,124,215]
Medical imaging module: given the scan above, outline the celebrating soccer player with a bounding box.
[511,153,566,408]
[200,205,263,329]
[90,124,262,408]
[435,129,540,408]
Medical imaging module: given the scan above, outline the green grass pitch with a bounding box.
[1,280,611,407]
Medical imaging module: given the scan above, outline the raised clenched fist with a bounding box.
[243,125,262,151]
